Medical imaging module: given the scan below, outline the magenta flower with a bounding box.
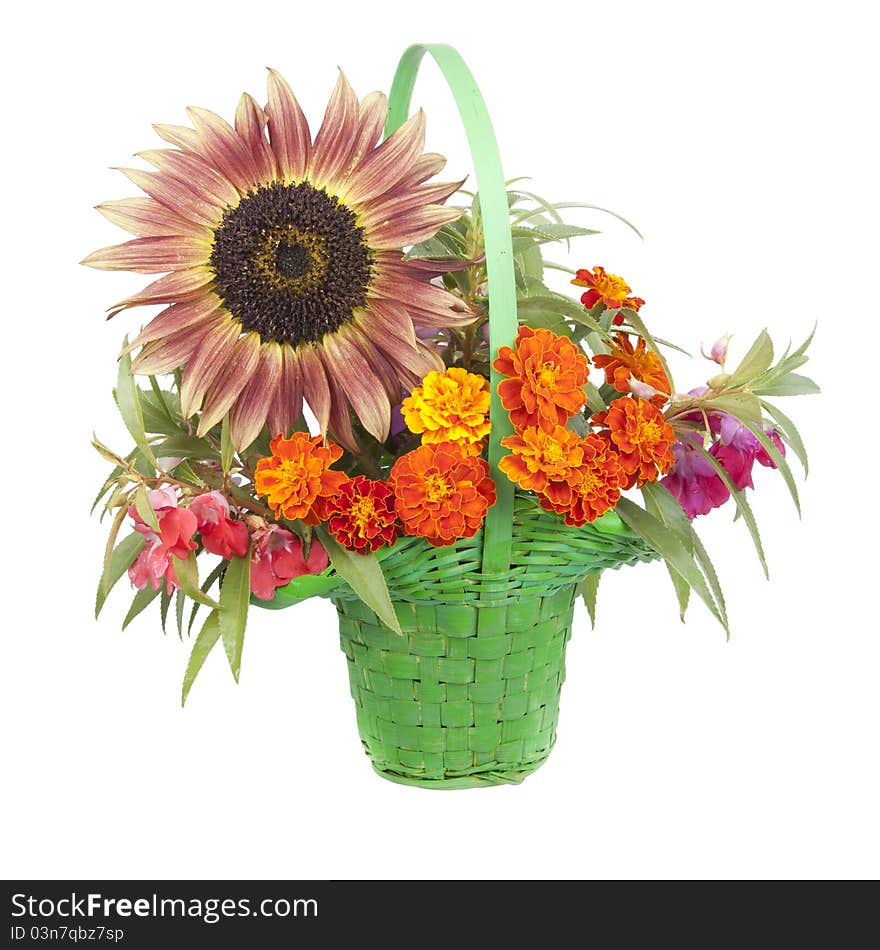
[128,488,198,592]
[189,491,249,560]
[662,436,730,519]
[250,526,329,601]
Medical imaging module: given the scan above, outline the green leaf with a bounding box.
[100,505,129,599]
[694,446,768,579]
[220,415,236,473]
[115,340,158,468]
[737,418,801,516]
[512,200,643,239]
[753,373,820,397]
[615,497,728,634]
[122,584,161,630]
[133,484,159,531]
[580,573,600,628]
[725,329,773,387]
[760,399,809,475]
[96,531,145,618]
[181,610,222,706]
[175,589,186,639]
[705,392,764,424]
[156,434,220,461]
[171,553,221,609]
[691,531,727,626]
[188,560,228,635]
[253,570,341,610]
[511,222,599,244]
[642,482,694,620]
[318,529,402,635]
[160,587,171,633]
[219,553,251,683]
[584,382,606,413]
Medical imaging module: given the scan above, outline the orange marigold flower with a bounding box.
[401,367,491,454]
[327,476,398,553]
[499,424,586,509]
[572,266,645,326]
[389,442,496,547]
[494,325,590,433]
[538,433,622,527]
[254,431,349,524]
[593,396,675,489]
[592,333,671,406]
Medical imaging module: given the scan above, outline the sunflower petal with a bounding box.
[179,317,242,417]
[325,370,359,453]
[267,344,305,437]
[81,235,208,273]
[298,344,331,432]
[345,324,402,401]
[340,109,426,206]
[368,205,463,251]
[96,198,211,239]
[266,69,311,183]
[310,70,359,188]
[357,298,416,347]
[106,268,213,317]
[125,294,225,351]
[137,148,240,207]
[234,92,276,184]
[395,152,447,190]
[131,317,218,376]
[115,166,220,228]
[321,330,390,441]
[197,333,263,435]
[185,106,263,193]
[228,340,283,450]
[347,91,387,171]
[359,179,464,229]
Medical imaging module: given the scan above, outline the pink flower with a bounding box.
[189,491,249,559]
[701,335,730,366]
[249,526,330,601]
[755,428,785,468]
[710,441,755,490]
[662,437,730,519]
[127,488,198,592]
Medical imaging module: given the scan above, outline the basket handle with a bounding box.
[385,44,516,586]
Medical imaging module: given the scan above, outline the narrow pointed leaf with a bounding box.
[219,553,251,683]
[737,418,801,516]
[96,531,145,618]
[171,553,220,609]
[122,585,161,630]
[754,373,820,397]
[133,484,160,531]
[115,339,158,468]
[181,610,222,706]
[725,329,773,387]
[760,399,809,475]
[221,415,236,473]
[580,573,601,628]
[318,529,402,635]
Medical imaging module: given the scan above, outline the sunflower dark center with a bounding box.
[209,181,372,347]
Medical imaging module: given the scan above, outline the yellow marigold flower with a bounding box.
[401,367,491,454]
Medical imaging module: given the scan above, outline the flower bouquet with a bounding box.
[87,44,817,787]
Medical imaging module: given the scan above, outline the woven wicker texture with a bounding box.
[334,498,657,787]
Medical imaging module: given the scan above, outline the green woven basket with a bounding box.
[262,45,657,788]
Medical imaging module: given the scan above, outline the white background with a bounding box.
[2,0,877,880]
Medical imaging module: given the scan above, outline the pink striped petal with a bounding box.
[346,92,387,173]
[126,294,225,351]
[153,122,205,155]
[96,198,211,239]
[298,344,331,433]
[115,167,221,228]
[368,206,463,251]
[358,298,416,347]
[228,340,283,450]
[137,149,240,207]
[185,106,263,193]
[179,317,242,417]
[345,324,402,400]
[197,333,263,435]
[81,235,209,273]
[321,331,390,441]
[107,268,213,316]
[339,109,426,207]
[131,317,218,375]
[234,93,277,184]
[359,179,464,230]
[325,369,358,453]
[266,69,311,182]
[310,71,359,188]
[394,152,448,190]
[266,344,305,437]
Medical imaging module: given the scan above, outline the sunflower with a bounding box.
[83,70,472,451]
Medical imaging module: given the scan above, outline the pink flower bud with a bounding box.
[628,378,662,401]
[701,334,730,366]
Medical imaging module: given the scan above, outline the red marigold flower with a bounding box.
[254,431,349,524]
[189,490,250,558]
[592,333,670,406]
[327,476,399,553]
[493,325,590,432]
[593,396,675,489]
[571,266,645,326]
[250,525,329,601]
[537,433,623,527]
[499,424,586,509]
[389,442,496,547]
